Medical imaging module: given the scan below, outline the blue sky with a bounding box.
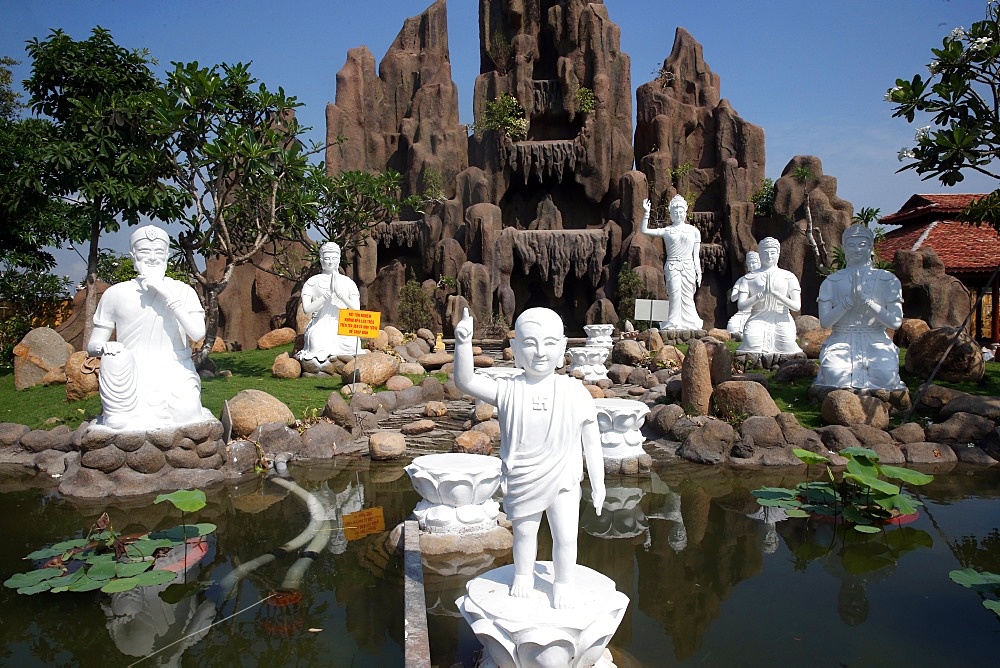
[3,0,996,281]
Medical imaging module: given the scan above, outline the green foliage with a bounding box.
[472,92,528,141]
[575,86,596,113]
[616,263,650,330]
[396,279,434,334]
[21,27,183,283]
[752,447,933,532]
[0,262,71,367]
[94,249,137,284]
[751,177,776,218]
[487,30,514,75]
[792,165,815,184]
[437,274,457,291]
[949,568,1000,617]
[852,206,882,226]
[420,168,447,205]
[2,510,214,596]
[154,489,207,513]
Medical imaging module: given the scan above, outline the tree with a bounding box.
[148,61,324,362]
[888,2,1000,226]
[21,28,183,342]
[0,56,80,271]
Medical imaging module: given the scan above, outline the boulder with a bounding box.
[417,352,453,370]
[13,327,73,390]
[424,401,448,418]
[815,425,860,452]
[681,338,712,416]
[301,421,351,459]
[322,391,354,429]
[893,247,971,329]
[249,422,302,456]
[739,415,785,449]
[646,403,684,436]
[899,441,958,465]
[713,381,779,420]
[611,339,648,366]
[905,327,984,383]
[369,432,406,460]
[258,327,297,349]
[65,351,100,402]
[271,352,302,379]
[678,418,734,464]
[821,390,890,430]
[419,376,445,402]
[227,390,295,438]
[341,351,401,387]
[925,412,995,444]
[385,375,414,391]
[401,419,436,435]
[452,430,492,455]
[651,345,685,371]
[799,328,831,358]
[889,422,926,444]
[894,318,930,348]
[939,395,1000,421]
[703,337,733,385]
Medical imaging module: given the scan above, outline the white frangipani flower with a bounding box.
[914,126,931,142]
[898,148,917,162]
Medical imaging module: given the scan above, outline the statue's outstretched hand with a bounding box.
[100,341,125,356]
[592,486,606,516]
[642,198,651,216]
[455,307,474,345]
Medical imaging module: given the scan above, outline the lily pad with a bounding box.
[154,489,207,513]
[149,523,217,542]
[100,569,175,593]
[4,568,65,590]
[949,568,1000,590]
[116,561,153,578]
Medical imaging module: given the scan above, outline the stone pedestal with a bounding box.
[457,562,628,668]
[566,346,609,381]
[405,453,502,534]
[582,483,648,540]
[594,399,651,475]
[583,324,614,349]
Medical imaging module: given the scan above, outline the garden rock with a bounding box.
[645,403,683,436]
[794,315,822,337]
[611,339,647,366]
[905,327,985,383]
[707,328,730,342]
[607,363,634,384]
[384,326,405,346]
[815,425,860,452]
[651,345,684,371]
[340,382,372,397]
[385,375,413,391]
[419,376,445,402]
[678,418,734,464]
[681,338,712,415]
[350,392,382,414]
[472,419,501,443]
[394,386,425,410]
[228,389,295,438]
[703,337,733,385]
[899,441,958,465]
[424,401,448,417]
[890,422,926,444]
[0,422,29,447]
[585,384,605,399]
[894,318,930,348]
[125,442,167,474]
[798,328,831,358]
[34,450,71,476]
[868,441,906,465]
[772,358,818,384]
[322,391,354,429]
[223,440,262,474]
[418,352,453,370]
[776,413,824,450]
[452,429,491,455]
[401,420,436,435]
[939,394,1000,421]
[369,432,406,460]
[739,416,785,449]
[399,362,425,375]
[759,445,806,466]
[13,327,73,390]
[713,381,779,420]
[951,443,999,465]
[271,352,302,379]
[627,367,653,386]
[65,351,100,401]
[847,424,894,446]
[342,351,400,387]
[249,422,303,456]
[20,425,74,453]
[925,411,995,444]
[374,391,397,413]
[821,390,889,430]
[258,327,297,349]
[416,328,435,347]
[301,421,351,459]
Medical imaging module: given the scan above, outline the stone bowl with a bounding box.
[405,453,502,508]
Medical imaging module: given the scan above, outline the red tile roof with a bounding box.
[879,193,984,225]
[878,220,1000,273]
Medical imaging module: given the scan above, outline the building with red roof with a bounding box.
[877,194,1000,340]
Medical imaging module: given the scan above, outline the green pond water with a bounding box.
[0,458,998,667]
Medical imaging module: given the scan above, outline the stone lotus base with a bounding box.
[406,453,502,534]
[567,346,610,382]
[583,324,614,349]
[594,398,651,475]
[457,562,628,668]
[58,419,228,499]
[582,484,648,540]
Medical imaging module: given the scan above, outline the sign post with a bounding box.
[338,309,382,386]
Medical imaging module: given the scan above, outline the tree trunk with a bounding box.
[196,284,224,365]
[82,218,102,348]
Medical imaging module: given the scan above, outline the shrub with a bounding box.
[397,279,433,334]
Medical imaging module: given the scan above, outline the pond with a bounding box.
[0,458,998,667]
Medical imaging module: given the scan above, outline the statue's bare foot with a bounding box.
[552,582,579,609]
[510,573,534,598]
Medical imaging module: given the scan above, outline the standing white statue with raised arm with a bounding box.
[454,306,606,609]
[640,196,704,330]
[296,241,366,364]
[814,224,905,390]
[736,237,804,356]
[727,251,761,336]
[87,225,210,429]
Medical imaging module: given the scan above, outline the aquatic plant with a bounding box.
[3,489,215,595]
[752,447,934,533]
[949,569,1000,617]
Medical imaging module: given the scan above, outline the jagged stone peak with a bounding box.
[386,0,450,64]
[655,27,721,108]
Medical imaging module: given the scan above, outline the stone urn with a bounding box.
[593,398,650,456]
[566,346,610,381]
[405,453,502,534]
[583,324,615,349]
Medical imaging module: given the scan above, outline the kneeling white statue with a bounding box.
[87,225,211,429]
[814,224,905,390]
[296,241,366,364]
[727,251,761,336]
[736,237,804,356]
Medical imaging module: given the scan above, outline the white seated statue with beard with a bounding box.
[87,225,211,430]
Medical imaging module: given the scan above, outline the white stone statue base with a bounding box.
[457,562,628,668]
[566,346,610,381]
[583,324,615,349]
[405,453,503,534]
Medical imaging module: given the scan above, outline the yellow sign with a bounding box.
[338,309,381,338]
[343,507,385,541]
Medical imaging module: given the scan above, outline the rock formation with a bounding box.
[892,247,972,329]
